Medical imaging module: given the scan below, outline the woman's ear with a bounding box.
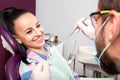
[12,35,22,44]
[108,10,120,41]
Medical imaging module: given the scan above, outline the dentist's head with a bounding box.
[91,0,120,75]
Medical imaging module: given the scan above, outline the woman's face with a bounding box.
[13,12,45,51]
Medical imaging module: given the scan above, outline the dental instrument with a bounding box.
[68,17,88,37]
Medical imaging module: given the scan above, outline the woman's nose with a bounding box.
[34,29,42,36]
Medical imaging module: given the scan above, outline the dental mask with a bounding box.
[93,39,100,66]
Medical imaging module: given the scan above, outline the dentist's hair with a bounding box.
[0,7,30,64]
[98,0,120,22]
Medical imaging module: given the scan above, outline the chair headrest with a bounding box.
[0,27,18,54]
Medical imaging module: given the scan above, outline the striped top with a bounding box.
[19,46,75,80]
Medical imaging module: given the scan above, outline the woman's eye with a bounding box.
[26,30,32,34]
[36,24,40,28]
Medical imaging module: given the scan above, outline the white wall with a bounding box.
[36,0,98,75]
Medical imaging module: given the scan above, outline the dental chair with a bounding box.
[0,26,21,80]
[75,46,104,77]
[6,54,21,80]
[75,46,118,80]
[0,34,12,80]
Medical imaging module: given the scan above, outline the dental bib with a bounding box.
[48,46,75,80]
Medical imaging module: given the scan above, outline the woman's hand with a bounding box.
[30,61,51,80]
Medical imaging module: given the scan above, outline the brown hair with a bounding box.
[98,0,120,22]
[99,0,120,11]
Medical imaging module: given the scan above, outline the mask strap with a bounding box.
[98,25,120,60]
[98,41,111,60]
[96,16,110,36]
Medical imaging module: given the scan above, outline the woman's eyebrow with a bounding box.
[24,27,32,33]
[24,21,40,32]
[36,21,40,25]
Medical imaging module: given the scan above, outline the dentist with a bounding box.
[76,0,120,75]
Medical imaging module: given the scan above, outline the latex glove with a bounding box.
[30,61,51,80]
[75,17,95,40]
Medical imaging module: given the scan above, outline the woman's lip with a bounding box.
[33,35,44,42]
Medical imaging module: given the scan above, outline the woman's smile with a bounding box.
[33,34,44,43]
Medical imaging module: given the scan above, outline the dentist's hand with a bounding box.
[30,61,51,80]
[75,17,95,40]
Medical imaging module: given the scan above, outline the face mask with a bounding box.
[93,38,100,66]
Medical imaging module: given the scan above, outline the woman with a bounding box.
[0,7,75,80]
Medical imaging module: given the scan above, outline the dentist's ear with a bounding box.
[108,10,120,41]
